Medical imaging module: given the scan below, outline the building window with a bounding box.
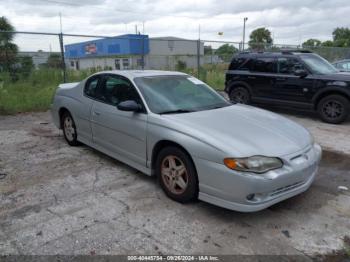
[115,59,121,70]
[122,58,130,69]
[168,40,174,51]
[137,58,145,67]
[70,61,74,67]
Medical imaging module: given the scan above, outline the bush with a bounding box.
[176,60,187,71]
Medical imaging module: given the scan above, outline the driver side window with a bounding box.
[277,57,305,74]
[99,75,142,107]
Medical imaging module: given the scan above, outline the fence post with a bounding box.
[58,33,67,83]
[197,39,200,78]
[141,35,145,70]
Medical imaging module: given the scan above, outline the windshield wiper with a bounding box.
[159,109,195,115]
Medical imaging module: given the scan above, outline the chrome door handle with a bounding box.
[93,111,100,116]
[247,76,256,79]
[276,78,286,81]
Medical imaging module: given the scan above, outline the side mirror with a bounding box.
[294,69,308,78]
[117,100,142,112]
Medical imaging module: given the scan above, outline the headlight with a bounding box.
[224,156,283,174]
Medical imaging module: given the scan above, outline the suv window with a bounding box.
[229,57,254,71]
[229,57,245,70]
[277,57,305,74]
[99,75,142,106]
[254,57,276,73]
[84,76,100,98]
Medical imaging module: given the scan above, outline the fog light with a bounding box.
[246,194,255,201]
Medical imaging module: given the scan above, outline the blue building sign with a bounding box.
[65,34,149,59]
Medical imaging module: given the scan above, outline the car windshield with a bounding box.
[134,75,231,114]
[300,54,338,75]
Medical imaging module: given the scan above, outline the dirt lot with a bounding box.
[0,111,349,258]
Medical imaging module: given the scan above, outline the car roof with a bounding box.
[95,70,188,79]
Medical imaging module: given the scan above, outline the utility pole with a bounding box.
[197,24,201,78]
[59,12,63,33]
[242,17,248,51]
[58,12,66,83]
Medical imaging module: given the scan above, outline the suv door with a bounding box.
[90,74,148,167]
[250,57,277,98]
[274,57,314,104]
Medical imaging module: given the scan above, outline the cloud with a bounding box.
[1,0,349,51]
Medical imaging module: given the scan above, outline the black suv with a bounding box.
[225,50,350,124]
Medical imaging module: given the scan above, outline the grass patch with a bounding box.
[0,69,90,115]
[0,64,228,115]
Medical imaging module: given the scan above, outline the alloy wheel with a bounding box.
[63,116,75,142]
[322,100,343,119]
[161,155,189,195]
[231,88,249,104]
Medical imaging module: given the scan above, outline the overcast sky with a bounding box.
[1,0,350,51]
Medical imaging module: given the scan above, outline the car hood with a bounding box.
[161,104,312,157]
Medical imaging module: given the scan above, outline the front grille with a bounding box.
[269,180,306,197]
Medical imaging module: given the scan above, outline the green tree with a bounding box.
[248,27,273,50]
[302,39,321,48]
[0,16,18,73]
[332,27,350,47]
[214,44,238,61]
[47,53,62,69]
[19,56,34,77]
[321,40,334,47]
[204,45,213,55]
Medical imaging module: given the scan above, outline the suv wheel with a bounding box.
[156,146,198,203]
[317,94,349,124]
[229,87,251,104]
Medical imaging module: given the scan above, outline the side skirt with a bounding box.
[78,136,152,176]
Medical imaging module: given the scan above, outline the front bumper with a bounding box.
[195,143,322,212]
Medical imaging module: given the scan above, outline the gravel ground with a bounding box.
[0,111,349,258]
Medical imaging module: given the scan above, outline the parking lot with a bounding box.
[0,110,349,258]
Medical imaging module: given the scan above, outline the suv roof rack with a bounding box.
[281,49,313,54]
[238,49,313,55]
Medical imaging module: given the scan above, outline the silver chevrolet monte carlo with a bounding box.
[51,70,322,212]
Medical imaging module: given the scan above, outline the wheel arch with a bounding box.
[58,107,71,129]
[226,81,253,96]
[151,140,198,177]
[313,87,350,109]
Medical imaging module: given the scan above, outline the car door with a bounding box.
[273,57,315,103]
[75,75,102,143]
[90,74,148,167]
[250,56,277,98]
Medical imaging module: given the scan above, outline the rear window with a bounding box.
[229,57,254,71]
[253,57,276,73]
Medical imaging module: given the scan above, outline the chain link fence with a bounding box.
[1,30,350,113]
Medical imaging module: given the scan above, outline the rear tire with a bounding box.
[229,86,251,104]
[61,112,79,146]
[156,146,198,203]
[317,95,349,124]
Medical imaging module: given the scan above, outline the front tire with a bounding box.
[229,86,251,104]
[156,147,198,203]
[61,112,79,146]
[317,95,349,124]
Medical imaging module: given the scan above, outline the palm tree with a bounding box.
[248,27,273,51]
